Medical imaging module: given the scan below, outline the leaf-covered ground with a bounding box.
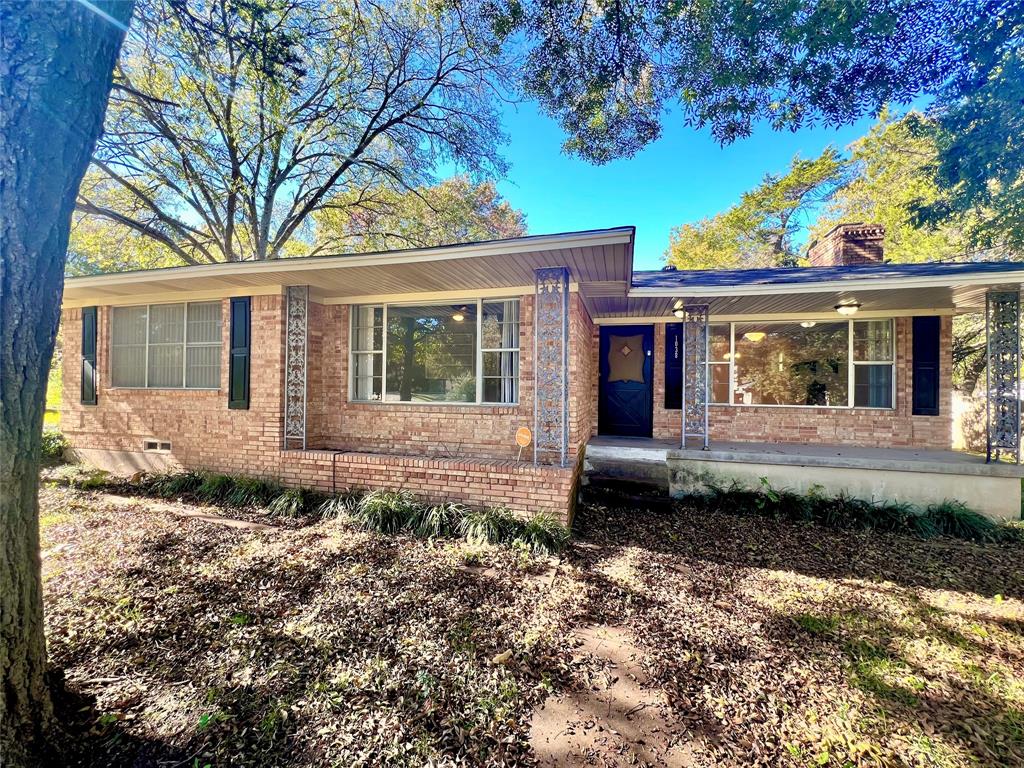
[41,479,1024,767]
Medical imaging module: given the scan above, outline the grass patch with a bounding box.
[415,501,466,539]
[267,487,319,518]
[225,476,284,508]
[519,512,571,555]
[793,613,840,636]
[316,491,362,520]
[148,470,204,498]
[697,478,1012,544]
[196,473,236,504]
[41,428,68,460]
[459,506,519,545]
[353,489,421,534]
[53,466,571,554]
[924,500,998,542]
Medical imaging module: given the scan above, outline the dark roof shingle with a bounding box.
[632,260,1024,289]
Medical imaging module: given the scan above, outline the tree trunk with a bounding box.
[0,2,132,763]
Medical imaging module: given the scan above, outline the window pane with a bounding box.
[187,302,221,344]
[854,364,893,408]
[186,345,220,388]
[481,300,520,349]
[148,304,185,344]
[734,322,849,406]
[111,306,147,386]
[353,353,382,400]
[386,304,477,402]
[112,306,147,345]
[709,362,729,404]
[352,306,383,351]
[148,343,183,388]
[854,320,893,361]
[709,324,730,362]
[483,350,519,403]
[112,344,146,387]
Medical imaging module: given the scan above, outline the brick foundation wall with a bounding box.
[278,450,579,524]
[604,315,953,450]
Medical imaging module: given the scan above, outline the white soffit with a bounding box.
[591,283,1009,320]
[63,228,635,305]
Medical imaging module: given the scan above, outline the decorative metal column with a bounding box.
[534,267,570,466]
[284,285,309,450]
[680,304,710,450]
[986,289,1021,463]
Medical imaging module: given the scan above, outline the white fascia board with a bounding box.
[594,307,958,325]
[628,271,1024,297]
[64,228,635,292]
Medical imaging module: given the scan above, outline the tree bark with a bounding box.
[0,2,132,763]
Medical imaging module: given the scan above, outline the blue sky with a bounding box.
[493,101,879,271]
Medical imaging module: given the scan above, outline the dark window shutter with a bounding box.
[80,306,98,406]
[228,297,251,409]
[912,316,940,416]
[664,323,683,410]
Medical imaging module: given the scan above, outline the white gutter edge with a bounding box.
[628,270,1024,297]
[64,228,635,290]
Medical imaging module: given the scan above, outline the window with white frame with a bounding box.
[708,319,894,409]
[852,319,895,408]
[111,302,222,388]
[350,299,520,404]
[708,323,731,404]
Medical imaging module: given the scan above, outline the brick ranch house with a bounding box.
[61,224,1024,524]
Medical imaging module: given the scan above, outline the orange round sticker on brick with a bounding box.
[515,427,532,447]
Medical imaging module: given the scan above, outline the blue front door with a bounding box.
[599,325,654,437]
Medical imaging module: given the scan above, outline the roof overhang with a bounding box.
[62,227,635,307]
[591,267,1024,322]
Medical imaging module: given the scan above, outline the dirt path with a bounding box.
[98,492,275,530]
[530,624,695,766]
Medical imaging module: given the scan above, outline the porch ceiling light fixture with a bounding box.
[452,306,467,322]
[672,307,685,319]
[742,331,766,342]
[800,321,817,328]
[834,301,862,316]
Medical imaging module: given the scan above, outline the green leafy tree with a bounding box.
[315,175,527,253]
[666,148,848,269]
[922,10,1024,251]
[78,0,511,263]
[1,1,133,763]
[68,171,179,274]
[811,110,971,263]
[501,0,985,161]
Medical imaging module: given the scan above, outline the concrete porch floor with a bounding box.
[586,435,1024,478]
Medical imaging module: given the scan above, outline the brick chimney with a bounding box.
[807,223,885,267]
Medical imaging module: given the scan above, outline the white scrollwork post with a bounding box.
[284,285,309,450]
[681,304,709,450]
[986,289,1021,463]
[534,267,570,466]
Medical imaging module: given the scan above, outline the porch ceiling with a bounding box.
[590,268,1024,321]
[62,227,635,306]
[591,284,1007,320]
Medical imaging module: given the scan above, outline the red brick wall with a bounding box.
[807,223,885,266]
[278,450,579,523]
[305,293,597,462]
[307,296,535,460]
[62,296,286,469]
[568,294,598,454]
[61,289,593,521]
[603,316,953,450]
